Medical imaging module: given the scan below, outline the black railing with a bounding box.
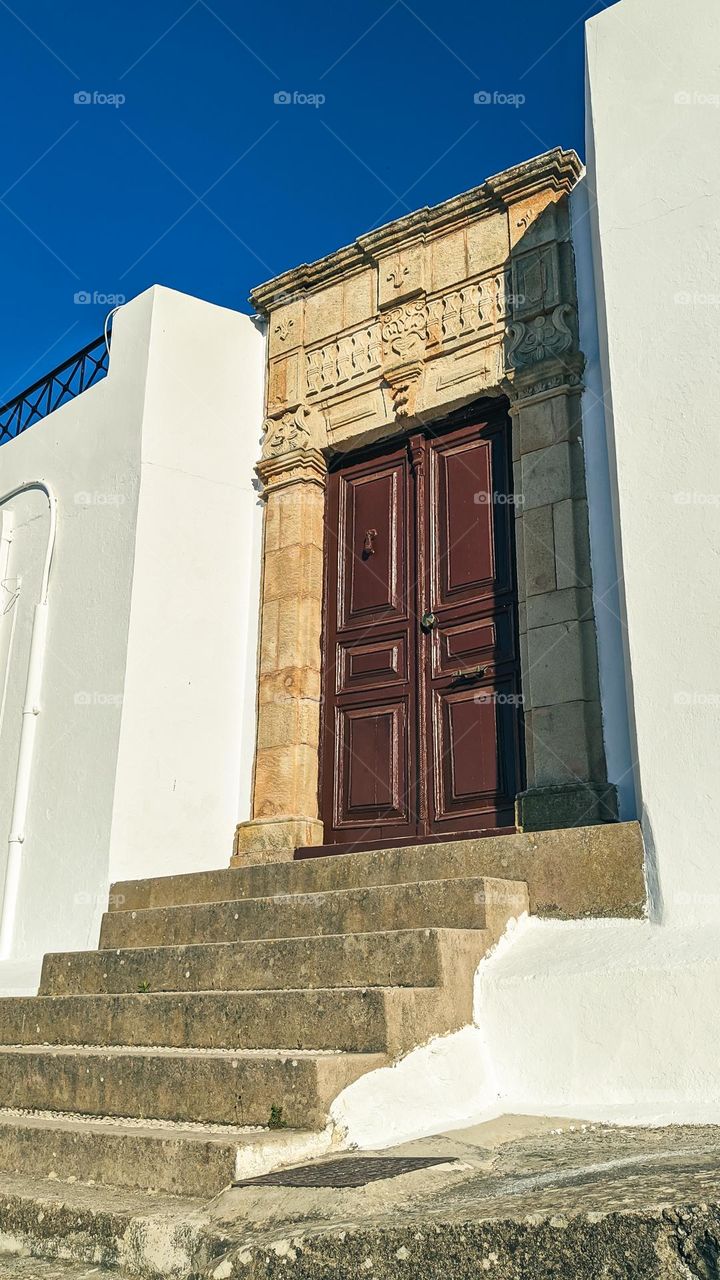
[0,333,110,445]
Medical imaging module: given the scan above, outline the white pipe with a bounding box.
[0,481,57,960]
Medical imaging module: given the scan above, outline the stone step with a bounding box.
[0,1110,331,1199]
[98,876,526,949]
[40,927,490,998]
[0,1045,383,1127]
[0,986,447,1054]
[109,822,645,921]
[0,1171,215,1275]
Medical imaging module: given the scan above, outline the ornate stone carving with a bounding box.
[381,301,428,365]
[507,304,574,368]
[274,317,295,342]
[306,325,382,396]
[383,361,423,420]
[386,262,410,289]
[262,405,311,456]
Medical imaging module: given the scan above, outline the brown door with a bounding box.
[321,407,522,849]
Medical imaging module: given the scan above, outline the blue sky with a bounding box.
[0,0,610,399]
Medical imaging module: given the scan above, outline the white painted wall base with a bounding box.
[333,917,720,1150]
[0,286,263,991]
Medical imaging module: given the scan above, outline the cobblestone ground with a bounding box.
[0,1261,120,1277]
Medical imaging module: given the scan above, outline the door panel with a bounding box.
[335,701,409,827]
[321,410,522,847]
[323,443,418,846]
[336,635,408,693]
[339,463,406,628]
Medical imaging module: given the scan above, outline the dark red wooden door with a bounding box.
[321,409,522,848]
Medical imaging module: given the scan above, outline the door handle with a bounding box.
[453,665,486,683]
[420,611,438,632]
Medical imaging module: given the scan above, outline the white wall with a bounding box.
[0,286,263,990]
[107,288,264,882]
[586,0,720,923]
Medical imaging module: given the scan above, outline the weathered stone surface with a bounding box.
[41,928,482,997]
[204,1121,720,1279]
[0,1045,380,1127]
[517,781,618,831]
[516,503,556,598]
[233,817,324,866]
[115,823,645,921]
[1,1121,720,1279]
[0,1261,123,1278]
[98,878,526,949]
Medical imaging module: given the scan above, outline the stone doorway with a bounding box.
[233,148,618,867]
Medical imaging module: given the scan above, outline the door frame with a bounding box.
[233,153,617,868]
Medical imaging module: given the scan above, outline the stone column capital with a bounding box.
[503,352,585,412]
[256,447,328,495]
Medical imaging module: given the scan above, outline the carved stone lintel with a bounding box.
[383,360,424,421]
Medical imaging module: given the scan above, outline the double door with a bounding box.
[321,410,523,848]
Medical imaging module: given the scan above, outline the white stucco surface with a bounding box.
[0,286,263,990]
[334,916,720,1150]
[586,0,720,923]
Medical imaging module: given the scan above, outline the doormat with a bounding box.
[233,1155,457,1189]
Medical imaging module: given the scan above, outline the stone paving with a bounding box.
[0,1263,118,1278]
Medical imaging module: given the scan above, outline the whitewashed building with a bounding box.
[0,0,719,1148]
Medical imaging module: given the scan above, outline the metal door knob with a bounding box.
[421,611,438,631]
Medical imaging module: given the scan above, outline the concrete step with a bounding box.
[109,821,645,920]
[98,876,526,949]
[40,927,491,997]
[0,1110,331,1199]
[0,986,449,1054]
[0,1045,384,1127]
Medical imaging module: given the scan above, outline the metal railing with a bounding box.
[0,333,110,445]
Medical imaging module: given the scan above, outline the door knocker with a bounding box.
[362,528,378,558]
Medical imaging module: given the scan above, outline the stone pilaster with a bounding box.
[508,361,617,830]
[232,445,327,865]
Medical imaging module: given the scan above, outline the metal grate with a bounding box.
[234,1156,457,1189]
[0,333,110,444]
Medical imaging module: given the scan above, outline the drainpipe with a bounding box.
[0,481,57,961]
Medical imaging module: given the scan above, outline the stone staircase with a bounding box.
[0,824,645,1218]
